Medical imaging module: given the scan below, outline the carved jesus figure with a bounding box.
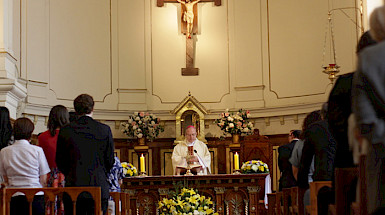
[176,0,201,38]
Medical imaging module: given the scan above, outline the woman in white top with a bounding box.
[0,117,50,215]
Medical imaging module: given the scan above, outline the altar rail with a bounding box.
[122,173,268,215]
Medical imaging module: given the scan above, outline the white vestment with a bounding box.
[171,139,211,175]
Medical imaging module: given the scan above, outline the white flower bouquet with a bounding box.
[121,112,164,141]
[241,160,269,174]
[214,109,253,136]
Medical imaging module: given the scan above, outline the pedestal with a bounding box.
[138,137,146,146]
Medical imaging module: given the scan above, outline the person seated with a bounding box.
[0,118,50,215]
[172,126,211,175]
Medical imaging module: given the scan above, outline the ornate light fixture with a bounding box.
[322,12,340,83]
[322,4,364,82]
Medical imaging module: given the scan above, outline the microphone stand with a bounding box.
[194,149,211,174]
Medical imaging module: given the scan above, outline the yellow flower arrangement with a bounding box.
[158,188,218,215]
[241,160,269,174]
[121,162,138,177]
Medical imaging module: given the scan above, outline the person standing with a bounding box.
[0,118,50,215]
[298,104,336,215]
[352,5,385,213]
[56,94,115,215]
[107,155,124,215]
[38,105,69,188]
[172,126,211,175]
[278,130,300,191]
[38,105,69,215]
[0,106,13,150]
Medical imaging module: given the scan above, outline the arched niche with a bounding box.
[171,93,208,144]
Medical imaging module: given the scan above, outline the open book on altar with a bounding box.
[175,164,202,175]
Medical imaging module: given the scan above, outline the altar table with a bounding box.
[122,173,268,215]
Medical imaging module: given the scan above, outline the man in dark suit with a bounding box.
[328,31,376,169]
[56,94,115,215]
[278,130,300,191]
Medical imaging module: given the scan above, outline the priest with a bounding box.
[172,126,211,175]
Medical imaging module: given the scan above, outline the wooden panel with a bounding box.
[49,0,111,101]
[122,174,266,215]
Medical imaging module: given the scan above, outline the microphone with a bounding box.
[194,149,211,174]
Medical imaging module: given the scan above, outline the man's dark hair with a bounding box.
[14,117,34,140]
[48,105,69,136]
[74,94,94,115]
[291,130,301,139]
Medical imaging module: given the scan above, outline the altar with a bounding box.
[122,173,268,215]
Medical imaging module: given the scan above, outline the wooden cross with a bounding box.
[157,0,221,76]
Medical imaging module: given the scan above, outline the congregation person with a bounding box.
[56,94,115,215]
[38,105,69,188]
[0,106,13,183]
[172,125,211,175]
[37,105,69,215]
[0,117,50,215]
[278,129,300,191]
[297,103,336,215]
[289,111,321,182]
[328,31,377,169]
[0,106,12,151]
[289,110,321,208]
[352,5,385,213]
[326,30,377,214]
[107,154,124,215]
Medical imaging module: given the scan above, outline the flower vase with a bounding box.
[138,137,146,146]
[232,134,240,144]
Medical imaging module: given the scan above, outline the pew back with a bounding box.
[0,186,101,215]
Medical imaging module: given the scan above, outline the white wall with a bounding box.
[2,0,362,136]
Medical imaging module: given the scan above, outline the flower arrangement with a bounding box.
[241,160,269,174]
[158,188,218,215]
[121,162,138,177]
[214,109,253,135]
[121,112,164,141]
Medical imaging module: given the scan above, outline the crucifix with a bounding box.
[157,0,221,76]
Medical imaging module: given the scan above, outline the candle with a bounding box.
[140,154,146,173]
[234,152,239,170]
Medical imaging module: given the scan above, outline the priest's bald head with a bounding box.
[185,126,197,144]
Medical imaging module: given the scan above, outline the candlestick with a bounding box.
[234,152,239,170]
[140,154,146,173]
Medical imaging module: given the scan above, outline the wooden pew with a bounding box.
[120,192,130,215]
[289,187,297,214]
[309,181,332,215]
[275,191,283,215]
[328,167,358,215]
[290,187,306,215]
[282,188,291,215]
[267,193,277,215]
[109,192,130,215]
[0,186,101,215]
[351,155,367,215]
